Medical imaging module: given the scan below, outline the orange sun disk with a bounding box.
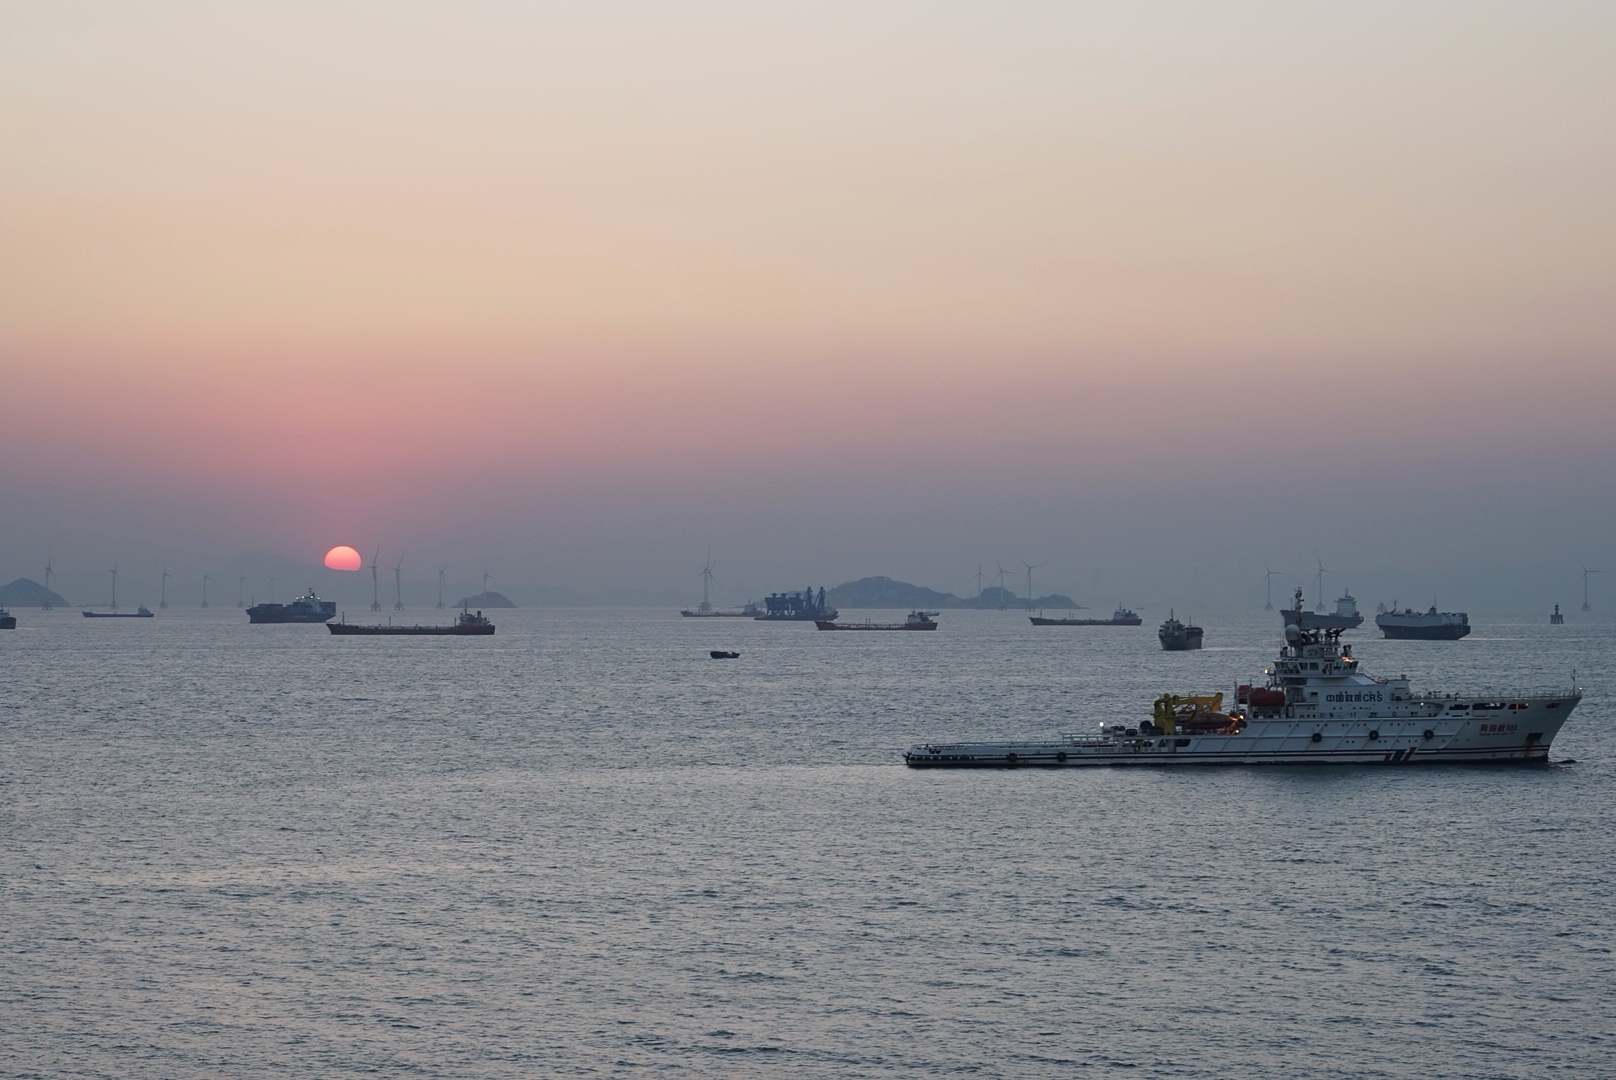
[324,545,363,571]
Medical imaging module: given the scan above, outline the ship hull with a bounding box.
[327,623,494,635]
[0,614,15,629]
[82,611,153,618]
[680,611,755,617]
[1159,633,1202,651]
[814,620,936,631]
[1377,621,1471,640]
[906,704,1575,767]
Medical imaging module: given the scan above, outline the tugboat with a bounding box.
[1030,606,1142,626]
[1551,604,1565,625]
[905,622,1580,767]
[247,588,337,624]
[815,610,939,631]
[1158,610,1203,651]
[755,587,837,622]
[1375,602,1471,640]
[83,606,154,618]
[327,608,495,635]
[1281,587,1363,631]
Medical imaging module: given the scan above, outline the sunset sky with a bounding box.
[3,2,1613,607]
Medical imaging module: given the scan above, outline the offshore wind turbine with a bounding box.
[108,565,118,610]
[201,570,211,609]
[393,554,405,611]
[369,546,382,611]
[699,554,717,613]
[237,574,246,607]
[1019,559,1045,610]
[993,563,1011,608]
[43,556,55,609]
[1263,565,1287,611]
[1314,556,1331,614]
[159,566,170,609]
[1581,564,1606,612]
[436,565,447,610]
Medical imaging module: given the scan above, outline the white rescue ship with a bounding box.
[905,622,1580,767]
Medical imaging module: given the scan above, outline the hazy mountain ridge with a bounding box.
[826,576,1080,610]
[0,578,71,607]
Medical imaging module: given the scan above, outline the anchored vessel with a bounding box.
[327,609,495,635]
[1376,603,1471,640]
[1283,587,1364,631]
[756,587,837,622]
[247,588,337,624]
[0,607,14,630]
[83,606,154,619]
[905,623,1580,767]
[682,601,763,618]
[1158,610,1203,651]
[816,610,938,631]
[1030,606,1141,627]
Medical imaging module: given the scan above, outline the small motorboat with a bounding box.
[710,650,740,659]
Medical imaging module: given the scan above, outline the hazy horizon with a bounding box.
[4,3,1614,612]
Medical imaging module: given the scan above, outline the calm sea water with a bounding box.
[3,605,1613,1078]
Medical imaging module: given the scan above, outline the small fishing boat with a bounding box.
[710,650,740,659]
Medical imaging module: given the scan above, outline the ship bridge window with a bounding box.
[1474,702,1504,711]
[1449,704,1469,711]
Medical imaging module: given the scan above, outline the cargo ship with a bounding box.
[1281,587,1363,631]
[1375,602,1471,640]
[327,609,495,635]
[905,622,1579,767]
[1030,606,1141,626]
[83,606,154,619]
[246,588,337,624]
[756,587,837,622]
[1157,610,1203,651]
[681,600,764,618]
[815,610,938,631]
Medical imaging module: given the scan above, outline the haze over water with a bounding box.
[4,608,1613,1076]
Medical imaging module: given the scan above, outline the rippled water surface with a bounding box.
[4,606,1614,1077]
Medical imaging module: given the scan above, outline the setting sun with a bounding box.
[323,545,362,571]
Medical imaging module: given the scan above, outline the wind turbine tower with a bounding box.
[1263,565,1287,611]
[699,555,717,614]
[159,566,170,608]
[1020,560,1045,611]
[393,554,405,611]
[201,571,210,608]
[481,570,493,605]
[43,557,55,609]
[437,566,447,610]
[974,561,985,603]
[369,546,382,611]
[1314,557,1331,614]
[108,565,118,610]
[993,564,1010,609]
[237,574,246,607]
[1582,565,1606,612]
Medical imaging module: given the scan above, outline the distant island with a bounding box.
[826,576,1080,610]
[455,591,516,609]
[0,577,70,608]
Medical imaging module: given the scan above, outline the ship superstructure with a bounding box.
[905,622,1579,767]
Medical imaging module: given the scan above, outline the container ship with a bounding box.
[247,588,337,624]
[905,622,1578,767]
